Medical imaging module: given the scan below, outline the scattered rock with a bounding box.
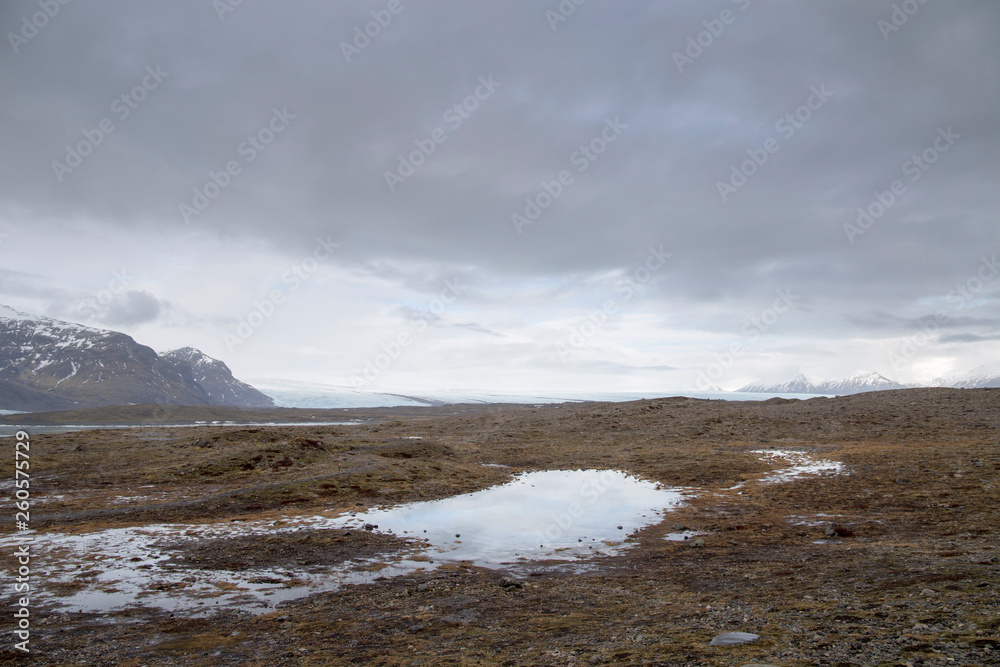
[709,632,759,646]
[499,576,523,589]
[363,524,375,531]
[825,524,855,538]
[440,609,479,626]
[416,583,430,592]
[588,654,606,665]
[690,538,706,548]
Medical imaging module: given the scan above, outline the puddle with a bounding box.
[751,449,844,484]
[341,469,686,566]
[9,521,432,616]
[726,450,845,490]
[2,469,684,616]
[2,453,846,616]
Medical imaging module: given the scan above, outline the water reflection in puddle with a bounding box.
[4,452,844,616]
[9,470,683,616]
[343,469,686,566]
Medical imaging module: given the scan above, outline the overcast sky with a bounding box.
[1,0,998,392]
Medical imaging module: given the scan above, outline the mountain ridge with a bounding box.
[0,305,272,412]
[738,367,999,394]
[942,362,1000,389]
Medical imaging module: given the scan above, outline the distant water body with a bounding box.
[1,388,830,436]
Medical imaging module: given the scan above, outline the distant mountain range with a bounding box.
[3,302,996,411]
[940,363,1000,389]
[738,367,1000,395]
[0,305,272,412]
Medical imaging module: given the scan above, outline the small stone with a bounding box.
[499,576,523,589]
[408,623,425,633]
[363,524,375,531]
[690,538,706,548]
[671,523,687,530]
[588,655,606,665]
[709,632,759,646]
[416,583,430,592]
[921,588,938,596]
[825,524,855,538]
[617,526,623,530]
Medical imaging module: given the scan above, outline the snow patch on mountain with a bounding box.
[739,370,910,395]
[942,362,1000,389]
[739,372,820,394]
[0,305,272,411]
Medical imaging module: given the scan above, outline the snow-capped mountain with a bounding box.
[941,363,1000,389]
[0,305,272,412]
[816,370,909,394]
[738,373,819,394]
[738,370,911,395]
[161,347,274,408]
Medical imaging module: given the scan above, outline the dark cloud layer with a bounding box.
[1,1,998,388]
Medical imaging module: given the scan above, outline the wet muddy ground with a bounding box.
[1,388,999,665]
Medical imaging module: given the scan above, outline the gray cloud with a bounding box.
[940,333,1000,344]
[1,0,998,388]
[99,290,163,326]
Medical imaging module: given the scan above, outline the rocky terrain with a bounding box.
[1,388,998,665]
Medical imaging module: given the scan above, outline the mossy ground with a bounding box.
[2,389,998,665]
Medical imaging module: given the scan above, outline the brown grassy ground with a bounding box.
[1,388,999,665]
